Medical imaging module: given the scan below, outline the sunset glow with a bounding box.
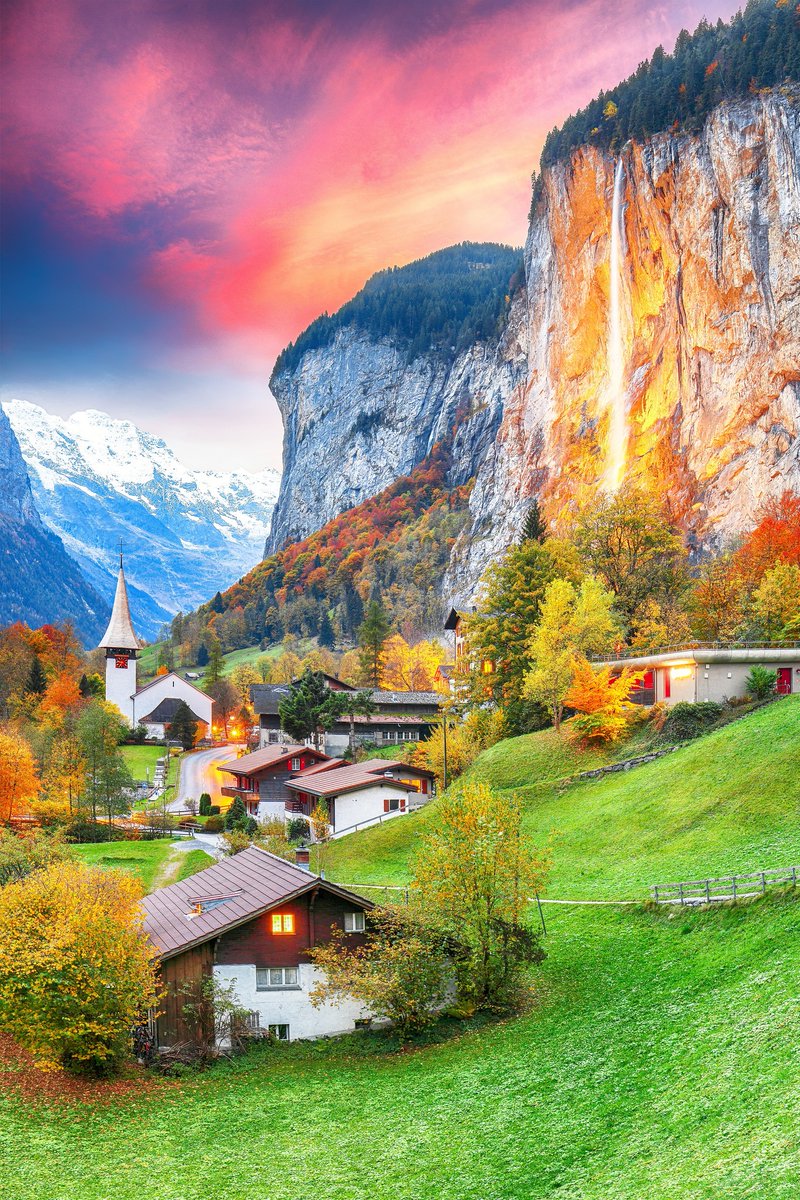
[2,0,739,468]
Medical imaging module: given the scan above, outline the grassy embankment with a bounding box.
[70,841,215,892]
[4,699,799,1199]
[137,639,315,684]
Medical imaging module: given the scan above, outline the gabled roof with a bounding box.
[98,558,139,650]
[357,758,435,780]
[219,743,328,777]
[286,762,417,798]
[368,689,441,706]
[140,845,372,961]
[444,607,465,631]
[250,683,292,715]
[139,697,206,725]
[134,672,210,703]
[294,758,346,777]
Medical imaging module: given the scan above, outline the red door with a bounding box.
[777,668,792,695]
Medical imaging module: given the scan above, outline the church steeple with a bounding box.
[99,553,139,651]
[100,553,138,725]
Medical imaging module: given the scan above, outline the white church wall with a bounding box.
[131,674,213,730]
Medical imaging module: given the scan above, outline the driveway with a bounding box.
[169,744,242,813]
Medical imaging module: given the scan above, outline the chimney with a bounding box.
[295,846,311,871]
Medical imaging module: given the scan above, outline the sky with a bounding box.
[2,0,739,472]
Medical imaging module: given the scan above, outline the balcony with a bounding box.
[221,785,259,802]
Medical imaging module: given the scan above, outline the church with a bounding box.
[99,557,213,741]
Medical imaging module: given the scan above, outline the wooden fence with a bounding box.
[651,865,799,906]
[337,882,412,905]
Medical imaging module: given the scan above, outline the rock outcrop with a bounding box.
[454,88,800,594]
[267,89,799,602]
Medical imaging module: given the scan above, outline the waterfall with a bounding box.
[604,157,627,492]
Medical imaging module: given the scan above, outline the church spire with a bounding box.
[98,554,139,651]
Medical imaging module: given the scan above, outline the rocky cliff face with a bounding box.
[267,318,527,553]
[452,88,800,595]
[0,407,109,643]
[267,89,799,603]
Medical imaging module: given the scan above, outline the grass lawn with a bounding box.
[120,744,163,781]
[69,840,177,893]
[174,848,215,881]
[137,639,316,683]
[4,698,799,1198]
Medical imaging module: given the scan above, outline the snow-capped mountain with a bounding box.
[4,400,280,639]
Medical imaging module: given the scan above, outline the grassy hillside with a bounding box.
[3,699,799,1199]
[70,840,177,893]
[322,698,800,897]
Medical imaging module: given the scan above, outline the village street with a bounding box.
[168,744,242,813]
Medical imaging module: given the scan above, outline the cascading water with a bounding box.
[604,157,627,492]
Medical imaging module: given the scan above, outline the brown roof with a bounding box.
[140,845,371,961]
[219,744,328,777]
[358,759,435,780]
[294,758,346,777]
[286,762,417,798]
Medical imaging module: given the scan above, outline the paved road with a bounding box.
[169,744,242,812]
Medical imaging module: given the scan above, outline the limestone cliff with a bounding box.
[267,89,799,603]
[453,87,800,595]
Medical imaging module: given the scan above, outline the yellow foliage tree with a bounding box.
[269,651,303,683]
[751,563,800,639]
[0,729,40,822]
[381,636,443,691]
[0,862,159,1074]
[564,656,642,744]
[337,649,363,686]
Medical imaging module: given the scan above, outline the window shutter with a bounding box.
[383,798,390,813]
[400,797,406,811]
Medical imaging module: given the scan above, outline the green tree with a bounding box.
[77,702,133,825]
[573,486,688,626]
[27,655,47,697]
[318,610,336,650]
[278,670,346,749]
[412,781,549,1008]
[224,796,248,831]
[337,689,376,756]
[168,701,198,751]
[205,636,224,686]
[745,666,777,701]
[358,600,391,687]
[469,539,582,730]
[309,908,450,1038]
[520,500,546,544]
[524,577,620,732]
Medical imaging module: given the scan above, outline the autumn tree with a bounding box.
[419,707,504,786]
[230,663,261,712]
[689,555,744,640]
[0,729,40,823]
[565,657,643,744]
[750,563,800,640]
[269,650,303,684]
[205,677,238,739]
[309,908,450,1037]
[77,702,133,825]
[381,635,442,691]
[0,862,158,1074]
[524,577,620,732]
[358,600,391,687]
[629,598,692,651]
[573,485,688,625]
[412,781,549,1007]
[469,537,582,733]
[732,491,800,588]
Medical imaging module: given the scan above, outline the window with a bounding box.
[269,1024,290,1041]
[256,967,299,990]
[388,797,401,811]
[344,912,365,933]
[271,912,295,934]
[291,757,301,771]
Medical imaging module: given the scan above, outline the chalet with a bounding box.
[219,743,330,822]
[286,758,436,835]
[443,606,493,683]
[591,644,800,706]
[140,846,375,1045]
[250,681,440,753]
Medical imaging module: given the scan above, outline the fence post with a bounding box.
[653,885,659,904]
[705,879,711,904]
[761,872,766,894]
[732,876,737,903]
[678,882,684,906]
[792,866,797,889]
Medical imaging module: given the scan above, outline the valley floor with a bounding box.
[3,699,799,1199]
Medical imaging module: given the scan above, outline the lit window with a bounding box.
[256,967,299,990]
[269,1024,290,1041]
[271,913,295,934]
[344,912,365,933]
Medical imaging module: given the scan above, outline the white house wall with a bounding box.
[333,783,408,833]
[213,963,372,1040]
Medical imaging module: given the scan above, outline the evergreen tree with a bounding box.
[196,643,209,667]
[210,592,225,614]
[318,610,335,649]
[199,792,212,816]
[168,701,198,751]
[205,638,224,685]
[358,600,391,687]
[520,500,546,544]
[224,796,247,831]
[27,656,47,697]
[278,670,347,748]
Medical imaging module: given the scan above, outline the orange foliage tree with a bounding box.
[0,862,159,1074]
[565,657,643,745]
[0,729,40,822]
[381,635,443,691]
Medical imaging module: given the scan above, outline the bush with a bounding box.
[198,793,212,816]
[287,817,311,843]
[204,815,224,832]
[659,701,724,743]
[63,820,122,844]
[208,805,220,815]
[745,666,777,701]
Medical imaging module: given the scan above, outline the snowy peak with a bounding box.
[3,400,281,639]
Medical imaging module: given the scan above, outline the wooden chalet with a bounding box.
[219,743,329,822]
[140,846,374,1045]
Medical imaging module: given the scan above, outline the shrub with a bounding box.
[287,817,311,843]
[63,820,121,844]
[208,804,220,815]
[204,815,224,833]
[198,793,212,816]
[0,862,158,1075]
[745,666,777,701]
[659,701,724,743]
[224,797,247,831]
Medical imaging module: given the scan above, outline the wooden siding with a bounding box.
[156,942,215,1046]
[214,890,367,968]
